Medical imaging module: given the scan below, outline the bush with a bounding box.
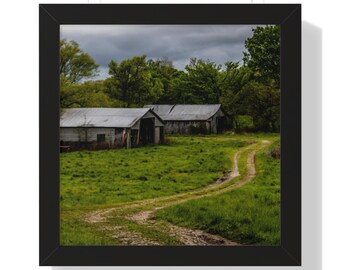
[266,147,280,159]
[234,115,255,132]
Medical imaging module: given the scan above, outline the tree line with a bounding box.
[60,25,280,132]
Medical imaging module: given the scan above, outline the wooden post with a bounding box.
[126,129,131,149]
[136,120,140,145]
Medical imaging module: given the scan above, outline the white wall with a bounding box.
[60,127,117,143]
[1,1,339,270]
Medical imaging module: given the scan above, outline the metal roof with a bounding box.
[144,104,223,121]
[60,108,152,128]
[144,104,175,116]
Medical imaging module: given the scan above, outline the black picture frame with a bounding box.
[40,4,301,266]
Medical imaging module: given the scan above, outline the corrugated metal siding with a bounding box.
[144,104,223,121]
[165,121,212,134]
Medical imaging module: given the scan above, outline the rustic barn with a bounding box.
[144,104,226,134]
[60,108,165,150]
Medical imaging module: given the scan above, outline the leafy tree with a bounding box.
[108,55,164,106]
[169,70,191,104]
[219,62,253,128]
[147,57,178,104]
[60,39,99,87]
[243,26,280,87]
[236,81,280,132]
[60,80,123,108]
[184,58,221,104]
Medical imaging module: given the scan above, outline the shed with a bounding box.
[144,104,226,134]
[60,108,165,150]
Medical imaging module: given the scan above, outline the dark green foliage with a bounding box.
[234,115,255,132]
[238,81,280,132]
[183,58,222,104]
[219,62,254,129]
[243,25,280,87]
[147,57,179,104]
[107,55,164,106]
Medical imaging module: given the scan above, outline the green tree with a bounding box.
[108,55,163,106]
[169,70,191,104]
[60,39,99,87]
[60,80,123,108]
[237,81,280,132]
[147,57,178,104]
[243,25,280,87]
[219,62,253,129]
[184,58,221,104]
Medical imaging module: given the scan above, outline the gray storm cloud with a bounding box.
[60,25,257,80]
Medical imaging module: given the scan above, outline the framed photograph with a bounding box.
[40,4,301,266]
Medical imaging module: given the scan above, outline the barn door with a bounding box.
[216,117,225,133]
[139,118,155,145]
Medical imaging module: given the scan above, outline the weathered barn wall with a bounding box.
[155,127,160,143]
[165,121,211,134]
[211,109,226,134]
[60,127,123,146]
[164,108,226,134]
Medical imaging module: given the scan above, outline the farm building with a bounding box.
[60,108,165,150]
[144,104,226,134]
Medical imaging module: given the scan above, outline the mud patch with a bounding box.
[101,225,160,246]
[166,223,239,246]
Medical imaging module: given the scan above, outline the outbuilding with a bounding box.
[60,108,165,150]
[144,104,226,134]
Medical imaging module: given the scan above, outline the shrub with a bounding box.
[266,147,280,159]
[234,115,255,132]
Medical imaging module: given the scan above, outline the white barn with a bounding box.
[144,104,226,134]
[60,108,164,150]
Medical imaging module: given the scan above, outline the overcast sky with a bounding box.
[60,25,258,80]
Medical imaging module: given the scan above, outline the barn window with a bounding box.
[97,134,105,142]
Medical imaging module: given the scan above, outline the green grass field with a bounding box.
[60,134,280,246]
[60,136,246,209]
